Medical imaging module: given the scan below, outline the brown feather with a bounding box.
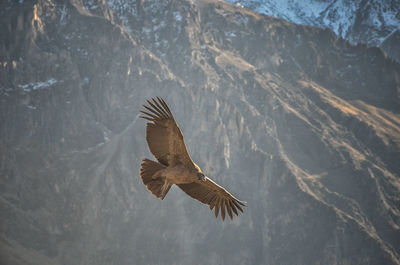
[229,200,238,216]
[221,200,226,221]
[143,104,165,119]
[226,200,233,220]
[151,98,170,118]
[140,110,158,120]
[140,115,154,121]
[157,97,172,115]
[209,196,217,210]
[140,159,171,200]
[232,199,244,213]
[140,97,246,221]
[140,97,192,167]
[203,192,215,204]
[177,178,246,221]
[146,100,168,119]
[237,200,247,206]
[215,200,220,218]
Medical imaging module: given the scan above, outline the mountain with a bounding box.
[1,0,400,264]
[227,0,400,61]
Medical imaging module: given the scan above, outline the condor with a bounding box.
[140,97,246,221]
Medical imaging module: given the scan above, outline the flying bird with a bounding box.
[139,97,246,221]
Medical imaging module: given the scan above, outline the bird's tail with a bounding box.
[140,159,172,200]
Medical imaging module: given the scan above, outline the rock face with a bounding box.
[227,0,400,62]
[1,0,400,264]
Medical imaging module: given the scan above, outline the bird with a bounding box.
[139,97,246,221]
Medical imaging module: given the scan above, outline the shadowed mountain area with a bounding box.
[1,0,399,264]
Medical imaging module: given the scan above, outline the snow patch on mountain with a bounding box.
[227,0,400,46]
[18,78,59,92]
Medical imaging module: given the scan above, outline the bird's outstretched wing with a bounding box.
[177,179,246,221]
[140,97,192,166]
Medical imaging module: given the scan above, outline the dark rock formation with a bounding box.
[227,0,400,62]
[1,0,399,264]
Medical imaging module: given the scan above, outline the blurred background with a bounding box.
[1,0,399,264]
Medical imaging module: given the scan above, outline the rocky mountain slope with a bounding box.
[1,0,400,264]
[227,0,400,61]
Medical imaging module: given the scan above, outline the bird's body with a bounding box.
[160,164,195,184]
[139,97,246,220]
